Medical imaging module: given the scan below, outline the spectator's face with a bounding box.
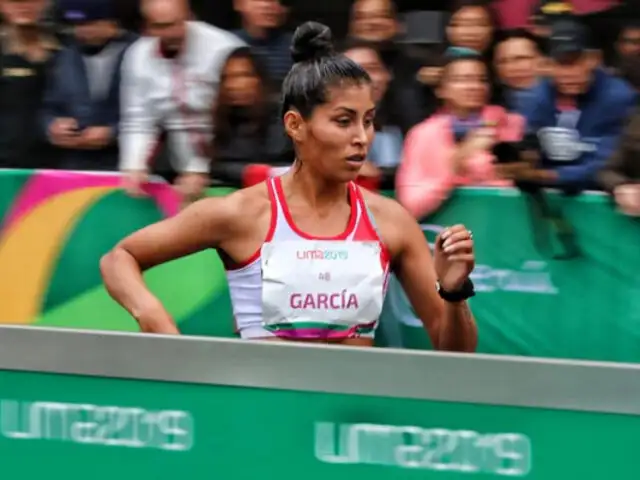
[234,0,281,31]
[350,0,397,43]
[447,6,493,53]
[494,38,539,89]
[147,16,187,54]
[550,52,594,96]
[221,56,261,106]
[618,27,640,58]
[344,47,390,104]
[287,84,375,182]
[439,59,489,111]
[1,0,45,27]
[74,20,118,46]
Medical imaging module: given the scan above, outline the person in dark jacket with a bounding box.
[348,0,428,134]
[41,0,137,171]
[598,58,640,216]
[210,46,292,185]
[0,0,59,169]
[520,16,636,191]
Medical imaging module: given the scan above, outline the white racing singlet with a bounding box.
[223,176,391,340]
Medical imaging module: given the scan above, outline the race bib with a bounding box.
[261,240,385,331]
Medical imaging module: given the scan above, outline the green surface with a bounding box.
[0,368,637,479]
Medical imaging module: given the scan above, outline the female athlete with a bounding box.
[100,22,478,351]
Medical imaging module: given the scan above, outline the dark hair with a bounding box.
[439,49,487,87]
[213,47,270,150]
[494,28,543,53]
[442,47,485,69]
[281,21,371,118]
[620,57,640,90]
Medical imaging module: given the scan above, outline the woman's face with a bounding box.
[447,6,494,53]
[286,84,376,182]
[221,56,261,107]
[439,59,489,111]
[343,47,390,104]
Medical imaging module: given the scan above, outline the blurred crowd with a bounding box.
[2,0,640,215]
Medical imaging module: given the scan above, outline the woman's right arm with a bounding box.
[100,195,242,334]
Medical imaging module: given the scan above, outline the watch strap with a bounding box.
[437,278,475,302]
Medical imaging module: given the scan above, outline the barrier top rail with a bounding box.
[0,325,639,416]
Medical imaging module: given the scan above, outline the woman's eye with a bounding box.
[335,118,351,127]
[364,118,374,127]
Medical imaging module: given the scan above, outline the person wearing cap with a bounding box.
[519,16,636,191]
[41,0,136,171]
[119,0,243,201]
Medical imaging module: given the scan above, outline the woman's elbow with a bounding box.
[100,246,136,282]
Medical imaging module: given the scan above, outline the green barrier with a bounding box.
[2,170,640,362]
[1,326,639,480]
[380,188,640,361]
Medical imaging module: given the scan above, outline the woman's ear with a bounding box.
[284,110,306,143]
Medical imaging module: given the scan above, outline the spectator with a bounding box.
[396,50,524,219]
[447,0,495,55]
[210,47,292,185]
[0,0,59,169]
[494,29,543,114]
[447,0,504,105]
[119,0,242,200]
[342,39,402,169]
[616,21,640,67]
[348,0,428,133]
[41,0,136,171]
[232,0,292,90]
[599,58,640,216]
[521,17,636,191]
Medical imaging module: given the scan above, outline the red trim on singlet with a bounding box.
[222,181,278,271]
[352,186,391,269]
[273,176,358,240]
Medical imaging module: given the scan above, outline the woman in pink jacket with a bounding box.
[396,50,525,219]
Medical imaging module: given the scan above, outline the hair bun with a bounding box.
[290,21,334,63]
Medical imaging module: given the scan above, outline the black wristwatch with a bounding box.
[436,278,475,303]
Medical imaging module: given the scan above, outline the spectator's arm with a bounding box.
[555,118,627,186]
[169,130,210,174]
[396,124,455,219]
[118,46,158,171]
[40,58,66,140]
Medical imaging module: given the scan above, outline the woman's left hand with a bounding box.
[434,224,475,292]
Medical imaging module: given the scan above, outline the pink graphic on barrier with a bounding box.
[3,171,180,232]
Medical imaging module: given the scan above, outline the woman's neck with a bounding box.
[281,161,349,211]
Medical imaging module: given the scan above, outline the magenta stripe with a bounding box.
[272,322,377,339]
[3,171,179,232]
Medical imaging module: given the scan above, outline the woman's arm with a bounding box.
[383,200,478,352]
[100,194,243,334]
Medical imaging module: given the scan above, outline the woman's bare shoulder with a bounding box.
[200,183,271,232]
[359,188,420,254]
[360,188,414,225]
